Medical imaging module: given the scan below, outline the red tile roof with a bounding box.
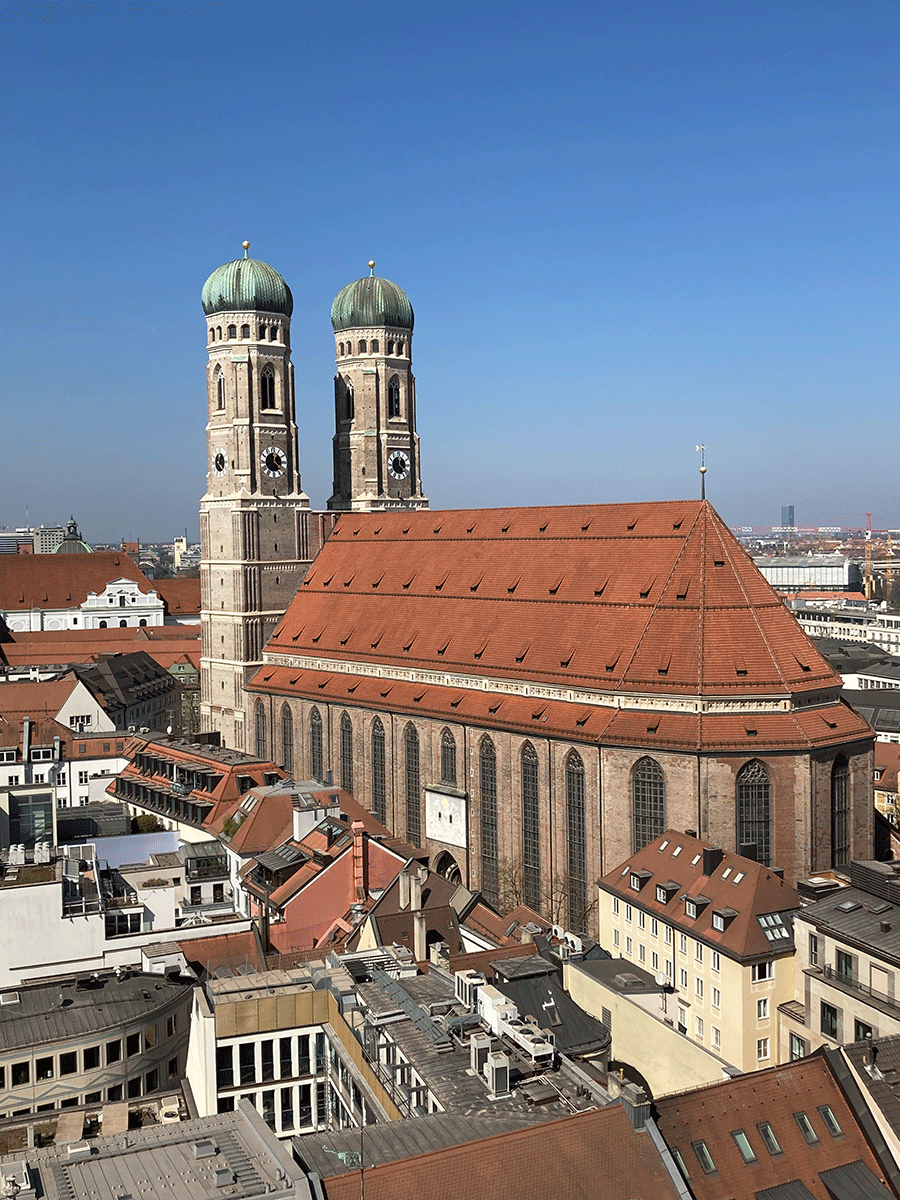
[599,830,801,959]
[324,1103,680,1200]
[0,678,84,719]
[153,577,201,616]
[178,929,266,976]
[655,1055,891,1200]
[0,552,156,610]
[262,502,843,700]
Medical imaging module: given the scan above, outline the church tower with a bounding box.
[328,264,428,511]
[199,244,323,751]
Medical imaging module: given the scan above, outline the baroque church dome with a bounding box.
[331,267,414,332]
[201,245,293,318]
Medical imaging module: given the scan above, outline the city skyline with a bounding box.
[2,1,898,541]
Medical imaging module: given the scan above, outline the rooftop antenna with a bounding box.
[696,444,707,501]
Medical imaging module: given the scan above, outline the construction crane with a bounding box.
[865,513,873,601]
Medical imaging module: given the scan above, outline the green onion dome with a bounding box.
[201,244,293,318]
[331,264,414,332]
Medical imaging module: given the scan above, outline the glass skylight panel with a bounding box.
[733,872,745,884]
[659,839,669,851]
[818,1106,843,1138]
[691,854,702,865]
[757,1122,782,1156]
[794,1112,819,1145]
[691,1141,717,1174]
[721,867,732,879]
[673,846,682,857]
[731,1130,756,1163]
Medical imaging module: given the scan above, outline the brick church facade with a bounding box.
[200,250,874,936]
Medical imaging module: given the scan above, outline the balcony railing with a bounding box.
[819,963,900,1014]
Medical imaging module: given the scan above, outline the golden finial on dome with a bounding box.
[368,260,376,275]
[243,241,250,257]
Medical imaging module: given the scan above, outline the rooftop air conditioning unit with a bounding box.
[470,1033,492,1076]
[484,1051,510,1098]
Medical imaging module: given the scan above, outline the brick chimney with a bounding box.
[351,821,367,902]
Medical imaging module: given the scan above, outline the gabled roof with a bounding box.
[655,1055,892,1200]
[599,831,801,960]
[262,501,843,700]
[154,576,201,615]
[0,552,156,610]
[0,678,82,720]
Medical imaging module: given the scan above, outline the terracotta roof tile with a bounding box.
[0,552,155,610]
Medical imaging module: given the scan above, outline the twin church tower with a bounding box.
[199,246,427,748]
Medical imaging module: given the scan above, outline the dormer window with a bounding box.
[684,894,711,920]
[656,880,679,904]
[630,869,652,892]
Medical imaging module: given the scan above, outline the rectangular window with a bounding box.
[297,1036,310,1076]
[239,1042,255,1085]
[809,933,819,967]
[297,1083,312,1127]
[712,987,721,1010]
[818,1105,843,1138]
[751,961,774,982]
[127,1077,141,1098]
[261,1089,276,1129]
[711,950,720,972]
[821,1001,839,1040]
[638,943,646,963]
[168,1056,178,1079]
[638,909,646,930]
[60,1052,78,1076]
[732,1130,757,1163]
[679,932,687,955]
[695,977,703,1000]
[280,1086,294,1131]
[217,1096,235,1114]
[612,896,620,915]
[107,1084,122,1102]
[757,1121,782,1156]
[216,1046,234,1089]
[666,959,673,979]
[651,951,659,971]
[757,997,769,1020]
[794,1111,820,1145]
[613,929,620,948]
[213,883,224,904]
[680,968,688,989]
[695,1016,704,1039]
[106,1040,122,1065]
[280,1037,292,1078]
[126,1032,140,1057]
[713,1026,721,1050]
[166,1015,177,1038]
[316,1080,327,1127]
[625,936,633,956]
[695,942,703,963]
[836,949,854,982]
[625,904,632,924]
[84,1090,102,1105]
[855,1019,874,1042]
[78,770,89,785]
[757,1038,770,1061]
[36,1056,53,1080]
[84,1046,100,1070]
[650,917,658,937]
[260,1040,274,1082]
[145,1069,159,1094]
[790,1032,809,1061]
[692,1141,717,1175]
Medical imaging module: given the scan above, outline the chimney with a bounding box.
[702,847,723,877]
[413,910,427,962]
[324,769,333,787]
[351,821,367,901]
[740,842,758,863]
[398,865,410,911]
[410,864,427,911]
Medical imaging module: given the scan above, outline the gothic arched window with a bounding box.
[566,750,587,931]
[346,382,354,420]
[227,324,237,339]
[831,755,850,867]
[217,373,225,410]
[259,325,267,341]
[440,728,457,785]
[522,742,541,911]
[632,757,665,852]
[309,707,323,782]
[397,341,404,356]
[339,342,344,356]
[387,340,395,355]
[240,324,250,339]
[480,736,498,905]
[405,724,421,843]
[281,705,293,774]
[372,718,386,823]
[371,339,379,352]
[216,326,222,340]
[388,375,401,418]
[255,702,267,759]
[736,760,771,867]
[340,712,354,796]
[270,326,278,342]
[261,368,276,410]
[358,340,367,354]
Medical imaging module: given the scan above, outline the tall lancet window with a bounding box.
[255,702,267,759]
[440,728,457,786]
[340,712,354,796]
[522,742,541,911]
[217,373,225,410]
[831,755,850,868]
[480,737,498,906]
[632,757,665,852]
[280,705,293,774]
[309,708,323,782]
[388,375,401,417]
[566,750,587,931]
[405,723,421,845]
[372,718,386,823]
[736,760,771,867]
[346,381,354,420]
[261,367,276,409]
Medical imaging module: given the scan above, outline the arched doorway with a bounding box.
[434,850,462,886]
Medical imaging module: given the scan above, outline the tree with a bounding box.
[495,857,597,931]
[134,814,163,834]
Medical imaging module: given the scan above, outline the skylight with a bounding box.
[733,872,745,884]
[691,854,702,866]
[659,840,669,851]
[672,846,682,857]
[721,867,732,879]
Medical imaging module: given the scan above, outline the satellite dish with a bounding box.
[655,972,667,987]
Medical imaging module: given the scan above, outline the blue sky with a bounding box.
[2,0,897,542]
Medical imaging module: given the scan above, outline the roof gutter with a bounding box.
[823,1045,900,1196]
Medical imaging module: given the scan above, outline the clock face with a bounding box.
[261,446,287,478]
[388,450,411,480]
[212,448,227,477]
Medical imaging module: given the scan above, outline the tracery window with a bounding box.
[255,702,267,759]
[281,705,293,774]
[340,712,354,796]
[372,718,386,823]
[566,750,587,930]
[632,757,665,852]
[388,375,401,417]
[440,728,457,786]
[831,755,850,868]
[405,723,421,844]
[736,760,771,867]
[309,707,323,782]
[522,742,541,911]
[480,737,498,905]
[261,367,276,409]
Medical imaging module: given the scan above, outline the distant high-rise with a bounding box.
[781,505,795,528]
